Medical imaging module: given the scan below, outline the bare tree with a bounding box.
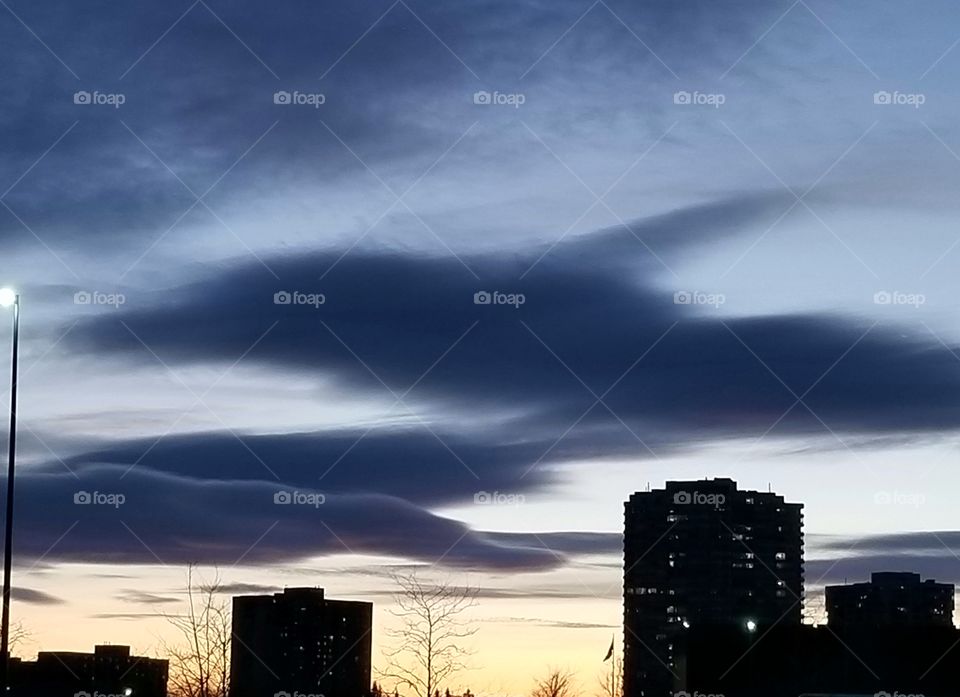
[2,621,30,656]
[532,668,578,697]
[380,573,479,697]
[162,566,231,697]
[595,658,622,697]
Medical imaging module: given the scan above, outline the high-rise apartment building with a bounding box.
[230,587,372,697]
[623,478,803,697]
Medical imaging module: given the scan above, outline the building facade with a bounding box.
[826,571,954,629]
[230,587,372,697]
[623,478,803,697]
[9,644,168,697]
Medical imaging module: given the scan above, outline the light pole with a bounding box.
[0,288,19,693]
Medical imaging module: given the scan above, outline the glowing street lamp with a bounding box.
[745,619,758,633]
[0,289,19,693]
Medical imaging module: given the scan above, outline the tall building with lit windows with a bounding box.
[622,478,803,697]
[230,587,372,697]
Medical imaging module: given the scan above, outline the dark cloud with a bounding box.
[818,530,960,554]
[0,188,934,575]
[41,194,811,518]
[212,582,279,596]
[0,0,796,258]
[808,531,960,586]
[116,589,179,605]
[779,531,960,587]
[11,588,66,606]
[10,464,597,571]
[807,554,960,587]
[56,428,557,507]
[67,198,960,449]
[1,2,472,252]
[38,195,960,569]
[485,532,622,557]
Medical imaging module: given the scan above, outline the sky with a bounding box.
[3,0,960,694]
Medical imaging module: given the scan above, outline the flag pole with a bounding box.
[611,634,615,697]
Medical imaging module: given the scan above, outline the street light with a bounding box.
[0,289,19,693]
